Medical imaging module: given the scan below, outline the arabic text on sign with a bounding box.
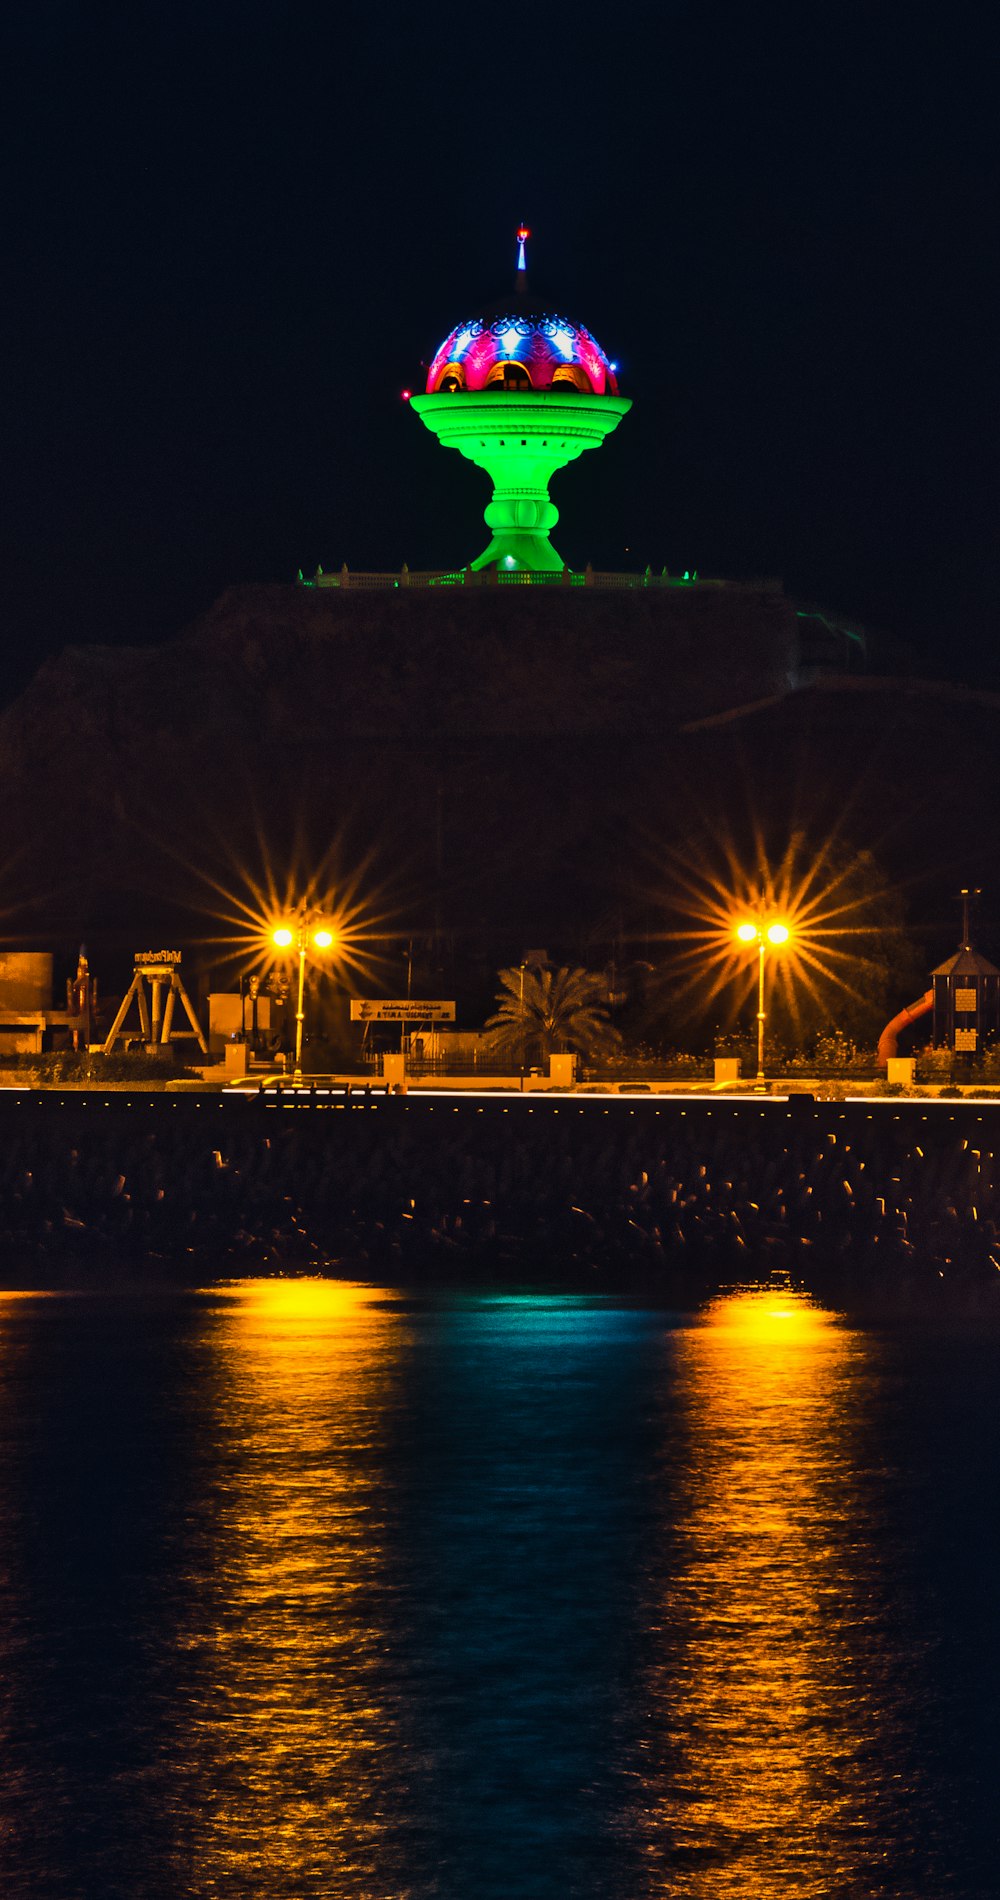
[349,1000,456,1022]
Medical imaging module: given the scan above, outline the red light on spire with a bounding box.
[516,224,530,274]
[517,225,530,243]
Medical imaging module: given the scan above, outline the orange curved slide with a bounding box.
[877,989,933,1064]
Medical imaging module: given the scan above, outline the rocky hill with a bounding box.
[0,581,997,994]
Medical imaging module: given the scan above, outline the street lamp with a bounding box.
[272,916,337,1077]
[735,918,792,1082]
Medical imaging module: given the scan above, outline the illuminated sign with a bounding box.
[134,950,182,965]
[350,999,456,1023]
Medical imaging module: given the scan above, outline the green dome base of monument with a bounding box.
[468,534,567,575]
[411,389,631,573]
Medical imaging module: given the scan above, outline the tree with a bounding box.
[485,966,620,1067]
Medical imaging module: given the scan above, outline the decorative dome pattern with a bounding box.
[426,311,619,396]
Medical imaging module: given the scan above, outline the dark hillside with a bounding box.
[0,585,997,981]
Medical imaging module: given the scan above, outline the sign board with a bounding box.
[350,999,456,1023]
[134,949,182,966]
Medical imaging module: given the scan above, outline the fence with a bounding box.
[298,566,774,594]
[364,1053,504,1079]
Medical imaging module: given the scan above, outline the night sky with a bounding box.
[2,1,997,701]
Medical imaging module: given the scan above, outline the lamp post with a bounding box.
[272,915,336,1078]
[735,918,791,1082]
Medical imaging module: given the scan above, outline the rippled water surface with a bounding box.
[0,1281,997,1897]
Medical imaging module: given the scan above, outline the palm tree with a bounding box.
[485,965,620,1069]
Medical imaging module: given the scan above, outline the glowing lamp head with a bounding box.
[312,928,335,950]
[736,922,759,944]
[766,922,791,946]
[272,926,294,949]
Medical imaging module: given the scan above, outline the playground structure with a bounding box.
[103,951,208,1057]
[878,890,1000,1071]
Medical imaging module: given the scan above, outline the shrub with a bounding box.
[587,1045,712,1081]
[0,1050,200,1084]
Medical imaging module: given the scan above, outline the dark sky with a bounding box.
[2,0,997,699]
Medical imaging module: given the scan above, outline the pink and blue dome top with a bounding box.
[425,228,620,397]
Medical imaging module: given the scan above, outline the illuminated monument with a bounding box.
[410,229,631,573]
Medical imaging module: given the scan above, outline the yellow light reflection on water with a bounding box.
[645,1287,887,1898]
[222,1274,395,1332]
[175,1279,414,1892]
